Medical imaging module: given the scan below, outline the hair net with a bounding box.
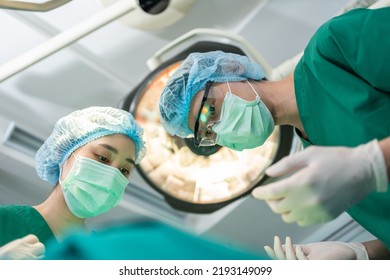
[159,50,266,138]
[35,106,146,186]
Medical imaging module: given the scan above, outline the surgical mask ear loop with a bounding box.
[226,81,259,101]
[226,81,232,94]
[246,80,260,100]
[59,152,78,185]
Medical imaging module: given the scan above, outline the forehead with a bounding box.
[83,134,136,158]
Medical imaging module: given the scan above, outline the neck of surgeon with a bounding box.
[256,73,306,137]
[34,185,85,241]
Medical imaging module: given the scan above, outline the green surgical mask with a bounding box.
[212,81,274,151]
[60,155,129,218]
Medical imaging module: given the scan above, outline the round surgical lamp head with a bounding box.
[121,42,294,213]
[100,0,196,30]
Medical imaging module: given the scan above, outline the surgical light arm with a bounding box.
[0,0,72,12]
[0,0,140,82]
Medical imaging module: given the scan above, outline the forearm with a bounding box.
[379,137,390,181]
[362,239,390,260]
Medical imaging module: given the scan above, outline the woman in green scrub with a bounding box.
[158,7,390,259]
[0,106,146,259]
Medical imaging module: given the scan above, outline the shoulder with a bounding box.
[313,8,389,46]
[301,8,381,66]
[310,10,363,47]
[0,205,15,215]
[0,205,34,217]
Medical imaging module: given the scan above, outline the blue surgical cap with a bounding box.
[35,106,146,186]
[159,50,266,137]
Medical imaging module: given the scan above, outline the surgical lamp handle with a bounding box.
[146,28,273,78]
[0,0,137,83]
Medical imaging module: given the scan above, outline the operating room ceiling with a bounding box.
[0,0,351,140]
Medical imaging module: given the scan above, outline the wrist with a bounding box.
[378,137,390,183]
[359,139,388,192]
[344,242,369,260]
[362,239,390,260]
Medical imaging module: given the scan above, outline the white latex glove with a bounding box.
[264,236,368,260]
[0,234,45,260]
[252,139,388,226]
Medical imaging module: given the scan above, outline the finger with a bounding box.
[266,200,292,215]
[264,246,277,260]
[36,254,45,260]
[17,253,35,260]
[252,172,304,200]
[269,193,314,221]
[30,242,46,257]
[296,245,309,260]
[273,236,286,260]
[297,219,316,227]
[34,250,46,260]
[21,234,39,244]
[265,151,310,177]
[265,187,308,215]
[281,210,299,224]
[252,181,289,200]
[297,210,332,227]
[285,236,296,260]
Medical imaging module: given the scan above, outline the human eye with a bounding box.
[209,104,215,115]
[209,103,221,123]
[198,125,208,139]
[96,154,110,163]
[120,167,131,176]
[204,123,216,139]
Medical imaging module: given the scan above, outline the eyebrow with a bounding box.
[98,143,136,165]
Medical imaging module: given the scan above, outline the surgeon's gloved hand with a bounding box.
[252,139,388,226]
[264,236,368,260]
[0,234,45,260]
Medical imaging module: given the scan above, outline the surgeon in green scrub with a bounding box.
[0,106,146,259]
[158,7,390,259]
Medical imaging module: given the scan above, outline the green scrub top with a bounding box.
[294,7,390,248]
[0,205,55,246]
[45,221,267,260]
